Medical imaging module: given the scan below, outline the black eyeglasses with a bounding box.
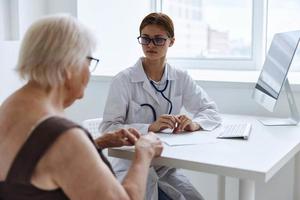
[87,56,99,73]
[137,36,169,46]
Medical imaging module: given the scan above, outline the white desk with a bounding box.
[108,114,300,200]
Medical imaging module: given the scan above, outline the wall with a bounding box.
[0,41,23,102]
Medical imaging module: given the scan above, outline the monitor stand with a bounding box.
[259,79,300,126]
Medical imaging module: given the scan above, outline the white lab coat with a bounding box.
[100,58,222,200]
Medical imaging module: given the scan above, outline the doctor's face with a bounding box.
[140,24,174,61]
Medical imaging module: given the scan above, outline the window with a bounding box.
[76,0,300,73]
[159,0,256,70]
[162,0,252,59]
[156,0,300,71]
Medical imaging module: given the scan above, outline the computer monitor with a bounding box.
[252,30,300,126]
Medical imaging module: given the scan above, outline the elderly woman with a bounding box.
[0,15,163,200]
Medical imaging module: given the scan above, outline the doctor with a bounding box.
[100,12,222,200]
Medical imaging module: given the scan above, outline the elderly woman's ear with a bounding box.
[63,68,72,90]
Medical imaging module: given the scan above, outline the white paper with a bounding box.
[156,129,220,146]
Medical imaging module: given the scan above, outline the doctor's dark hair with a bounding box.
[139,13,174,38]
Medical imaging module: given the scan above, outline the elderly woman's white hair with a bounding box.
[17,14,96,88]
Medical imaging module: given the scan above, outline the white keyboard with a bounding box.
[217,123,252,140]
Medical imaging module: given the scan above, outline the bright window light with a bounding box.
[77,0,151,72]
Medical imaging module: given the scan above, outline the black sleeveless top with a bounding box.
[0,117,114,200]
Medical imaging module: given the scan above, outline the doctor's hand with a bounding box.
[148,114,181,133]
[95,128,140,149]
[173,115,201,133]
[135,132,163,160]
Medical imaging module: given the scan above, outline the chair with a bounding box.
[82,118,103,139]
[82,117,111,157]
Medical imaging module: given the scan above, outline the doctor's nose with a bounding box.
[147,40,156,48]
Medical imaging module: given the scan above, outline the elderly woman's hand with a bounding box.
[135,132,163,159]
[95,128,141,149]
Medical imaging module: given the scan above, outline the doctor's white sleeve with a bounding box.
[182,72,222,131]
[99,75,150,134]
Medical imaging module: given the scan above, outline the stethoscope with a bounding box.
[140,79,173,121]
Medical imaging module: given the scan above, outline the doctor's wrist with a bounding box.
[193,122,200,130]
[148,123,158,133]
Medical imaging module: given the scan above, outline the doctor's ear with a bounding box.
[169,38,175,47]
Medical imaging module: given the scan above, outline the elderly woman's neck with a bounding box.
[24,81,66,112]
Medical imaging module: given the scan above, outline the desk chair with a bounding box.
[82,117,111,157]
[82,118,103,139]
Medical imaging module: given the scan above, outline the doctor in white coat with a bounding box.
[100,13,222,200]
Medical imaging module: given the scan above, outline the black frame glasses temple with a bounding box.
[87,56,99,62]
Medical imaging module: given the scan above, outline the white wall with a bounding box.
[0,41,23,103]
[0,0,11,40]
[46,0,77,16]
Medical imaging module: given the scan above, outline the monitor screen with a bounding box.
[253,31,300,112]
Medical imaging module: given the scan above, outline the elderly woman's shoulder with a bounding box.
[39,117,93,158]
[38,124,102,190]
[44,124,96,166]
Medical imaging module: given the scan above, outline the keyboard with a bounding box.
[217,123,252,140]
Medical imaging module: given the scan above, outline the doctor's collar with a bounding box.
[130,58,176,83]
[146,66,168,85]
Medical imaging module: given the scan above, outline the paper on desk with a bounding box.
[156,129,219,146]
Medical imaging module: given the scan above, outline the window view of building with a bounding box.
[162,0,252,59]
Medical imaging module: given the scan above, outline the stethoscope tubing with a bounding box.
[140,80,173,121]
[140,103,157,121]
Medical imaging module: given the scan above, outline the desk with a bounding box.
[108,114,300,200]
